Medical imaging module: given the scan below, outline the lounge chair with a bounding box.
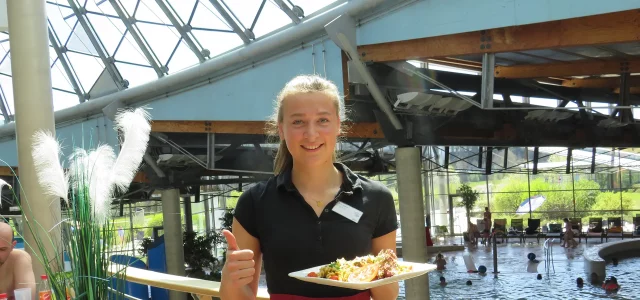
[605,217,623,241]
[477,219,491,245]
[523,219,542,243]
[493,219,507,243]
[585,217,605,243]
[506,219,523,243]
[633,217,640,238]
[546,223,563,239]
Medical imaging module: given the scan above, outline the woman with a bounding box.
[219,75,399,300]
[467,221,479,245]
[561,218,576,248]
[483,207,492,234]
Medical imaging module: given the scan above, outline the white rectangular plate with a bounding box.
[288,261,437,290]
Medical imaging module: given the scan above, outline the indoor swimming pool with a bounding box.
[412,242,639,299]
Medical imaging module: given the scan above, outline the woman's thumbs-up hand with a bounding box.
[222,229,256,287]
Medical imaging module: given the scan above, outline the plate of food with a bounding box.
[288,249,436,290]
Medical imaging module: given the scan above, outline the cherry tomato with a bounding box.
[307,272,318,277]
[329,275,339,280]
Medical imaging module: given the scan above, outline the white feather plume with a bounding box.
[0,178,11,191]
[0,178,12,208]
[87,145,117,224]
[68,145,117,224]
[68,148,88,191]
[110,108,151,193]
[31,130,69,203]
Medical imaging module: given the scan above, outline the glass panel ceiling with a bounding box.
[0,0,339,123]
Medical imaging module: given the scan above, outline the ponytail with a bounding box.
[273,140,293,175]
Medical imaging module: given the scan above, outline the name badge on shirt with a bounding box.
[332,201,363,223]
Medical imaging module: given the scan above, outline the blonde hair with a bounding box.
[267,75,346,175]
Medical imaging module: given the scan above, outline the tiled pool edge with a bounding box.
[583,239,640,281]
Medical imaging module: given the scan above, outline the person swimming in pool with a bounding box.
[435,253,447,271]
[603,276,620,293]
[439,276,447,287]
[590,272,599,284]
[576,277,584,288]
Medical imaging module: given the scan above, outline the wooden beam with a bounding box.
[0,166,17,176]
[495,59,640,79]
[614,87,640,94]
[132,172,150,183]
[342,50,351,100]
[151,121,385,139]
[358,9,640,62]
[562,76,640,88]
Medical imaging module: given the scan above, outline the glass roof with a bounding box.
[0,0,339,123]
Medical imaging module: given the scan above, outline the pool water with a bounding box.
[398,241,639,299]
[258,240,638,299]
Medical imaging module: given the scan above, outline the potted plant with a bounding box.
[457,183,480,227]
[183,230,221,281]
[1,107,152,299]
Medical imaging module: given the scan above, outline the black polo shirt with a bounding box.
[234,163,398,297]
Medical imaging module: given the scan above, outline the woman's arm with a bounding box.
[370,230,399,300]
[219,218,263,300]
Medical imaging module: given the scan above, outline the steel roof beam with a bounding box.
[208,0,252,44]
[108,0,167,78]
[67,0,128,90]
[272,0,301,24]
[0,87,10,123]
[48,25,86,102]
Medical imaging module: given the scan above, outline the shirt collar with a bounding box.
[276,162,362,194]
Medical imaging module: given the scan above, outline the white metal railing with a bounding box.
[543,238,555,274]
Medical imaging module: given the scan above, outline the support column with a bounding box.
[481,53,495,109]
[422,160,431,227]
[161,189,186,300]
[8,0,60,281]
[204,195,211,233]
[184,196,193,233]
[396,147,429,299]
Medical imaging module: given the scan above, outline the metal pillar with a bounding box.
[204,194,211,233]
[184,196,193,233]
[8,0,61,283]
[481,53,495,109]
[447,195,455,237]
[0,88,11,123]
[396,147,429,299]
[161,189,186,300]
[492,233,498,277]
[128,202,135,256]
[433,147,448,227]
[422,160,431,227]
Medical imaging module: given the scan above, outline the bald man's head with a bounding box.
[0,222,15,264]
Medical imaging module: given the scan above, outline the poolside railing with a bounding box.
[543,238,555,274]
[108,264,271,300]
